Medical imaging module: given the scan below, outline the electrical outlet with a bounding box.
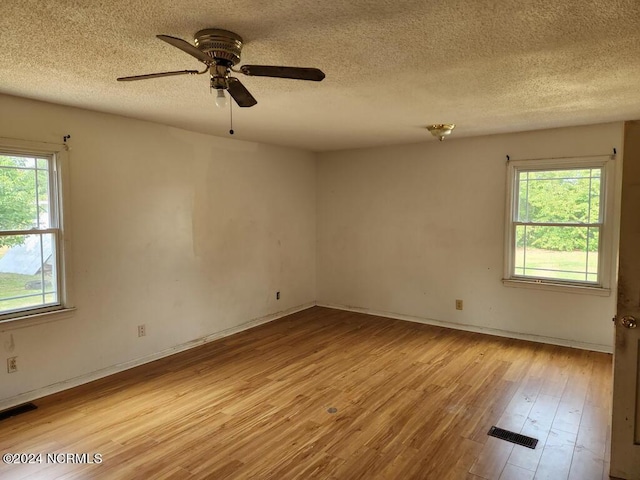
[137,324,146,337]
[276,291,280,300]
[455,299,463,310]
[7,356,17,373]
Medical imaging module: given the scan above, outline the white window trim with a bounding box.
[502,155,616,295]
[0,137,75,324]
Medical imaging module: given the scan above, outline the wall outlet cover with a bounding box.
[7,356,18,373]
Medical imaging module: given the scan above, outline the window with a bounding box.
[0,139,71,321]
[504,156,615,293]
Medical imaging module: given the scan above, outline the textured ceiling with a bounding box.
[1,0,639,151]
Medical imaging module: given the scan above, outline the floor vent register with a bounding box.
[0,402,37,422]
[487,425,538,449]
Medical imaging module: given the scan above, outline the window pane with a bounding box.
[586,228,599,274]
[514,224,526,276]
[516,168,602,224]
[518,176,529,221]
[37,168,51,228]
[588,174,601,224]
[0,155,51,230]
[514,225,599,282]
[0,233,58,314]
[0,155,36,169]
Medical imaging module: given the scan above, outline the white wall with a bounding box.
[0,94,317,405]
[317,123,624,351]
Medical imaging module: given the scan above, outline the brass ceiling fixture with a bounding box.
[427,124,455,141]
[117,29,325,108]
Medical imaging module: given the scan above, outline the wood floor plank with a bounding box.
[469,436,515,479]
[467,372,544,479]
[500,463,535,480]
[585,354,612,405]
[504,393,561,474]
[568,404,609,480]
[534,429,578,480]
[0,307,612,480]
[441,438,485,480]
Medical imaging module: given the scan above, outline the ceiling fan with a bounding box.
[117,28,325,108]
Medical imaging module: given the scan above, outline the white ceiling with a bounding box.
[1,0,639,152]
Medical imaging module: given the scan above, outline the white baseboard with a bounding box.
[317,303,613,354]
[0,303,315,411]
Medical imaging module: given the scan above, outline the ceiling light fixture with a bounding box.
[214,89,227,109]
[427,124,455,141]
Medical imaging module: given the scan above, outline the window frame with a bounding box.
[503,155,616,295]
[0,137,74,323]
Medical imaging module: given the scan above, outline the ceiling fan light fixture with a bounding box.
[214,89,227,109]
[427,124,455,141]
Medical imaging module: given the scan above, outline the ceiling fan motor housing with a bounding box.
[194,29,243,66]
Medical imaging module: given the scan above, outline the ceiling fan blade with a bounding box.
[227,78,258,107]
[117,70,200,81]
[239,65,325,81]
[157,35,213,64]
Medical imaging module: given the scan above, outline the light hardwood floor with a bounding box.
[0,307,612,479]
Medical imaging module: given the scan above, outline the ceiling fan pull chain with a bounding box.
[229,99,234,135]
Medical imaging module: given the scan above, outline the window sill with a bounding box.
[502,278,611,296]
[0,307,77,331]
